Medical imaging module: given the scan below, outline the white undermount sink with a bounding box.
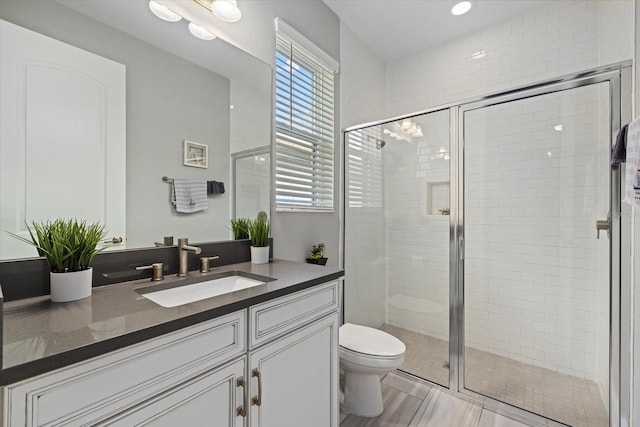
[139,272,273,308]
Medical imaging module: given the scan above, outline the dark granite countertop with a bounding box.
[1,260,343,385]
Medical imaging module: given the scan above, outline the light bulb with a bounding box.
[451,1,472,16]
[211,0,242,23]
[148,0,182,22]
[188,22,217,40]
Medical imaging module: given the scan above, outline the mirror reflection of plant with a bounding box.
[230,218,251,240]
[8,219,107,273]
[248,217,270,247]
[310,242,325,259]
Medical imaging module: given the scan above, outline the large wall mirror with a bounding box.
[0,0,272,260]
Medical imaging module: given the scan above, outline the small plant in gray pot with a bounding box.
[248,217,270,264]
[306,243,327,266]
[9,219,108,302]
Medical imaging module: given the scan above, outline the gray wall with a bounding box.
[0,0,231,249]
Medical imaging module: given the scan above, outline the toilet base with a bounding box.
[341,371,384,417]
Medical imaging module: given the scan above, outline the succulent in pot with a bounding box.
[306,242,327,266]
[248,217,270,264]
[9,219,108,302]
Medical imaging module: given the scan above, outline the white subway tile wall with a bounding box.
[463,83,610,386]
[386,1,633,118]
[384,109,450,348]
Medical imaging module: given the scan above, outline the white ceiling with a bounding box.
[323,0,553,63]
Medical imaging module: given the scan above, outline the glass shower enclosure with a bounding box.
[343,64,630,426]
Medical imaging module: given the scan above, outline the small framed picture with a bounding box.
[183,140,208,168]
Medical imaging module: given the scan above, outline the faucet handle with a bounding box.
[136,262,165,281]
[200,256,220,273]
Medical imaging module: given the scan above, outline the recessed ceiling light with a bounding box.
[148,0,182,22]
[451,1,473,16]
[188,22,217,40]
[554,124,563,131]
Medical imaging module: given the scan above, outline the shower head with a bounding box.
[365,135,386,149]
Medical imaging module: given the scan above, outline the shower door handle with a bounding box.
[459,237,465,260]
[596,212,610,239]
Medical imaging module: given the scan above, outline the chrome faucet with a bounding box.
[177,238,202,277]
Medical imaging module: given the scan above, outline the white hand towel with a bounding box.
[172,179,208,213]
[624,116,640,206]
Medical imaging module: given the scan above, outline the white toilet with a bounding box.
[339,323,406,417]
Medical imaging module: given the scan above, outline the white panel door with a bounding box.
[0,19,126,259]
[248,313,339,427]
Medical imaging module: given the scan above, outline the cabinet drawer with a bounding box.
[100,357,246,427]
[249,281,339,349]
[5,310,246,427]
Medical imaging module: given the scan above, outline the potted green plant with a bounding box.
[230,217,251,240]
[306,243,327,266]
[9,219,108,302]
[248,217,270,264]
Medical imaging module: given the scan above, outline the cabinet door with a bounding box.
[249,313,339,427]
[102,357,246,427]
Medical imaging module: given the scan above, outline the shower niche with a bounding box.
[426,180,449,215]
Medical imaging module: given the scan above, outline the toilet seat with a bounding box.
[339,323,405,357]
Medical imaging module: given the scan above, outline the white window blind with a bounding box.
[275,27,336,211]
[347,128,383,208]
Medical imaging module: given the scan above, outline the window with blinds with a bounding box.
[275,32,335,211]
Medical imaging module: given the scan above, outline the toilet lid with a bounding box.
[339,323,406,357]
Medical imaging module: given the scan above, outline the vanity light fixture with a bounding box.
[188,22,217,40]
[148,0,182,22]
[451,1,473,16]
[211,0,242,23]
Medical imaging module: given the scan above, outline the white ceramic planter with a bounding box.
[250,246,270,264]
[50,267,93,302]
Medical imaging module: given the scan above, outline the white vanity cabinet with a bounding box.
[3,280,340,427]
[247,281,340,427]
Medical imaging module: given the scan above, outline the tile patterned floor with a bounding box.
[340,372,528,427]
[376,325,608,427]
